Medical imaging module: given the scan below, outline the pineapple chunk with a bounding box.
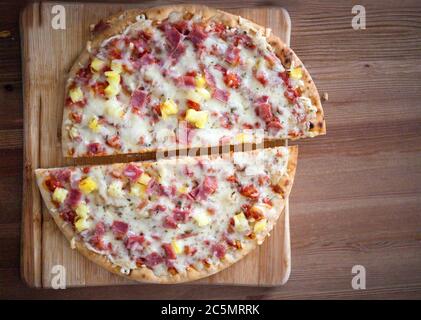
[171,240,183,255]
[193,210,211,227]
[178,185,188,194]
[104,84,120,98]
[90,58,106,72]
[52,187,68,203]
[160,99,179,119]
[69,126,79,139]
[105,98,124,119]
[107,180,124,198]
[138,173,151,186]
[104,71,121,97]
[195,75,206,88]
[69,87,84,103]
[233,212,249,232]
[105,71,121,86]
[290,67,302,80]
[186,109,208,129]
[129,183,146,197]
[75,218,90,232]
[75,203,89,220]
[235,133,252,144]
[88,116,100,132]
[79,177,97,194]
[254,219,267,233]
[111,60,123,73]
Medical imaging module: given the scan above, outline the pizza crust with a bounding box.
[62,4,325,157]
[36,145,298,284]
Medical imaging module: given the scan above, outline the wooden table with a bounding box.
[1,0,420,299]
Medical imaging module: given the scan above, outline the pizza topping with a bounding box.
[66,188,82,207]
[130,89,149,112]
[188,24,208,47]
[64,14,319,157]
[123,164,143,182]
[225,45,241,65]
[111,220,129,239]
[52,187,68,204]
[125,235,145,250]
[211,244,226,259]
[160,99,179,119]
[38,147,292,277]
[79,177,98,194]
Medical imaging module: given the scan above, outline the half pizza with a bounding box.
[36,146,297,283]
[63,5,325,157]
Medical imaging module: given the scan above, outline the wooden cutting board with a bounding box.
[20,2,292,288]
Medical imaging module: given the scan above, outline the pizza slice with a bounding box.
[63,5,325,157]
[36,146,297,283]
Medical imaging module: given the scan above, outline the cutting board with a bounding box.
[20,2,292,288]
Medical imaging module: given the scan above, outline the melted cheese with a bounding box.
[64,14,318,157]
[41,147,291,277]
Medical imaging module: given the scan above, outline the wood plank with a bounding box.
[1,0,420,299]
[20,2,292,288]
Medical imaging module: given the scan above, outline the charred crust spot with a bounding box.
[184,12,194,20]
[91,19,110,35]
[309,122,315,129]
[318,121,324,128]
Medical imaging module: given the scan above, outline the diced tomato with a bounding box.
[240,184,260,199]
[106,135,121,149]
[91,81,107,97]
[226,175,238,184]
[213,22,225,35]
[186,99,201,111]
[70,111,83,123]
[257,175,269,186]
[255,71,268,86]
[263,197,273,207]
[223,72,241,89]
[44,176,61,192]
[248,206,264,220]
[162,243,177,260]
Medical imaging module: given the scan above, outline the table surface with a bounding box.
[1,0,420,299]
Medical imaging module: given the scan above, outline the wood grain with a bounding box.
[0,0,420,299]
[20,2,292,288]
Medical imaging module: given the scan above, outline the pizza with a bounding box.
[62,5,325,157]
[35,146,297,283]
